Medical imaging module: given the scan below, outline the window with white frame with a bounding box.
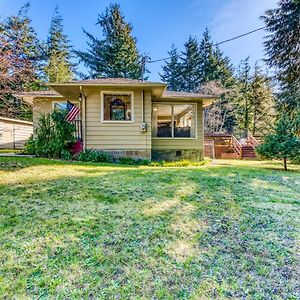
[152,104,196,138]
[102,92,133,121]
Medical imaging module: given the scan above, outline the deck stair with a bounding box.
[241,145,256,159]
[232,134,260,159]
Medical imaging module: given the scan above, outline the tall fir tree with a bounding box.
[261,0,300,114]
[44,7,75,83]
[198,30,235,134]
[0,2,43,120]
[76,3,142,79]
[159,45,182,91]
[249,65,275,135]
[233,58,253,136]
[198,28,215,84]
[180,36,202,92]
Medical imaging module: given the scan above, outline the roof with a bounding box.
[0,116,33,125]
[13,90,62,106]
[14,78,218,106]
[48,78,166,88]
[162,90,216,99]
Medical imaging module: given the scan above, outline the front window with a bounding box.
[152,104,196,138]
[102,93,132,121]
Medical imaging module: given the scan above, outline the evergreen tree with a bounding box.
[0,3,42,90]
[0,3,43,120]
[198,30,235,134]
[262,0,300,113]
[249,65,275,135]
[44,6,75,83]
[257,113,300,170]
[233,58,253,136]
[180,36,202,92]
[159,45,182,91]
[198,28,215,84]
[76,3,142,79]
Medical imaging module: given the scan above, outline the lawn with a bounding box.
[0,158,299,299]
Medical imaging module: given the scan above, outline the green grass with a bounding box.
[0,149,23,153]
[0,157,299,299]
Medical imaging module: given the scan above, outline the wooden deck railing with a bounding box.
[247,134,260,148]
[232,135,242,159]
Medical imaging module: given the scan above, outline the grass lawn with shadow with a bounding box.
[0,157,299,299]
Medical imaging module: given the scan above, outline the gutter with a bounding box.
[80,85,87,149]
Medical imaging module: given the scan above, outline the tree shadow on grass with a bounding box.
[0,159,299,299]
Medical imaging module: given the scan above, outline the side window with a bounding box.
[152,104,196,138]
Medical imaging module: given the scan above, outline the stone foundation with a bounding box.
[151,149,203,161]
[102,149,151,161]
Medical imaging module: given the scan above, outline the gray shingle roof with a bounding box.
[54,78,165,86]
[163,90,216,99]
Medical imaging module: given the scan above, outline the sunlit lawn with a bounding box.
[0,157,299,299]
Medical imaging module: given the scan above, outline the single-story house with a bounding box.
[0,117,33,150]
[20,78,216,161]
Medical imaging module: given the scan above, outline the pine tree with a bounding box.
[0,3,43,120]
[180,36,202,92]
[249,65,275,135]
[76,3,142,79]
[261,0,300,113]
[44,6,75,83]
[233,58,253,136]
[198,30,235,134]
[198,28,215,84]
[0,3,42,91]
[257,113,300,170]
[159,45,182,91]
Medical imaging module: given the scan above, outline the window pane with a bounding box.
[153,105,172,137]
[54,102,68,111]
[173,105,195,138]
[103,94,132,121]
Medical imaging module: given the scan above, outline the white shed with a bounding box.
[0,117,33,150]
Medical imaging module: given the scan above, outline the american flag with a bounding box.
[66,101,80,122]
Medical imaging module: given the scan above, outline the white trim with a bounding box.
[152,102,197,139]
[100,91,134,123]
[0,117,33,126]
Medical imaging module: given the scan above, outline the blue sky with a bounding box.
[0,0,278,81]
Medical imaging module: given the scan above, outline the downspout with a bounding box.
[80,85,86,149]
[142,89,145,123]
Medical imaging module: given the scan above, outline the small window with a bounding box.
[52,101,80,121]
[102,93,132,121]
[152,104,196,138]
[53,102,68,112]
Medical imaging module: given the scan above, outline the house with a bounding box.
[0,117,33,150]
[20,78,216,161]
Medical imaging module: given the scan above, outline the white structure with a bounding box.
[0,117,33,150]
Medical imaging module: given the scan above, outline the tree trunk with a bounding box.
[283,157,287,171]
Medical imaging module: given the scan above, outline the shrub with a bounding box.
[34,111,76,159]
[116,158,209,167]
[118,157,151,165]
[23,135,36,155]
[75,149,110,163]
[150,159,208,167]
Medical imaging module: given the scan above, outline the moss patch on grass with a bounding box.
[0,157,299,299]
